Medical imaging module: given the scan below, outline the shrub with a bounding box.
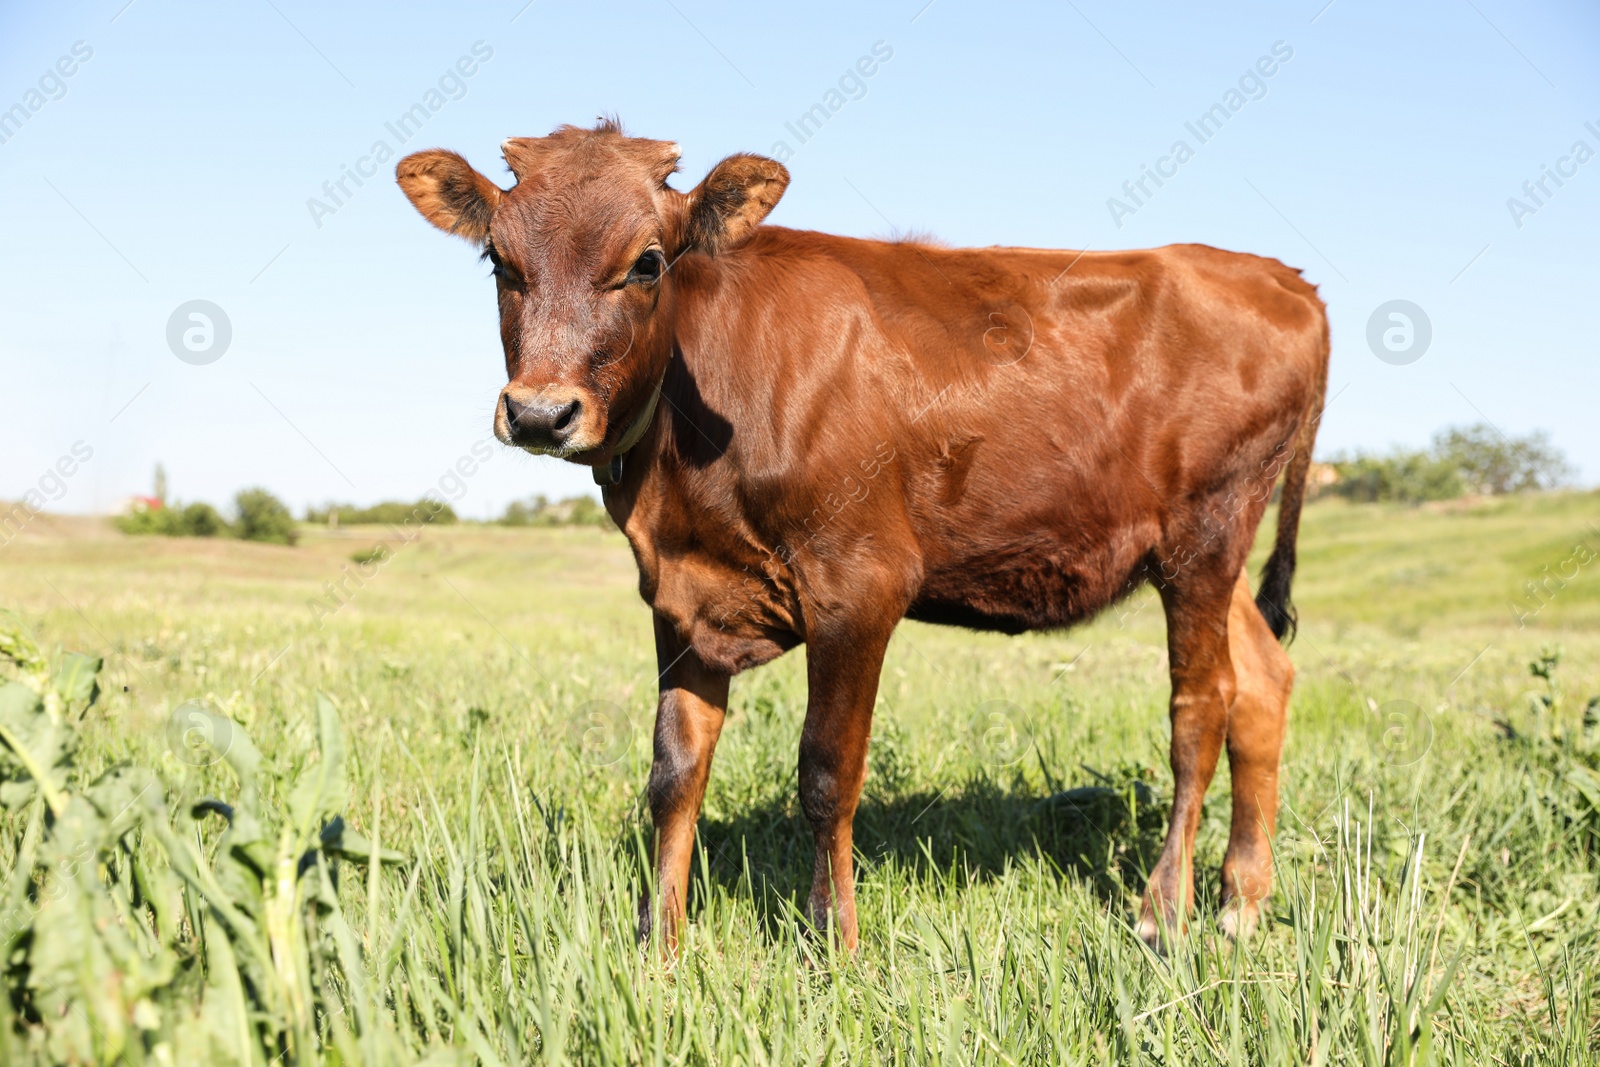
[113,505,172,537]
[0,616,405,1063]
[233,488,298,545]
[178,501,227,536]
[1500,649,1600,859]
[113,500,228,538]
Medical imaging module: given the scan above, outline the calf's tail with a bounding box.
[1255,321,1330,643]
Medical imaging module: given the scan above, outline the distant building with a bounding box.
[1307,463,1340,498]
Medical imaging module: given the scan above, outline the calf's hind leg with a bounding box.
[1218,569,1293,939]
[1138,569,1237,949]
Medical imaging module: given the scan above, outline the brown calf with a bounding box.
[398,120,1328,952]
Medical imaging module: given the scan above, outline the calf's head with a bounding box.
[396,120,788,460]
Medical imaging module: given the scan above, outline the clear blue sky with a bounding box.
[3,0,1597,519]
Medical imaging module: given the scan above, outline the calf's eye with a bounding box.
[628,249,664,285]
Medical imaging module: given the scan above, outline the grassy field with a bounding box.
[2,492,1598,1064]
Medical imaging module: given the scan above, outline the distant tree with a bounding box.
[565,497,610,527]
[234,488,298,545]
[1328,449,1462,504]
[305,500,457,526]
[153,463,168,505]
[305,502,339,523]
[1326,423,1574,504]
[1433,424,1573,495]
[499,495,550,527]
[498,494,613,529]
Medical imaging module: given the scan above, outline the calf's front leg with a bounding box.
[797,623,894,952]
[640,614,729,954]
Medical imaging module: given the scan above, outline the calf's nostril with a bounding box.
[552,400,579,434]
[503,393,526,431]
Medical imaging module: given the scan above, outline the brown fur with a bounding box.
[398,121,1329,953]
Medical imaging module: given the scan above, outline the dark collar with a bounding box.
[592,377,664,486]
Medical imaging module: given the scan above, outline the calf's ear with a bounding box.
[396,149,503,245]
[682,154,789,255]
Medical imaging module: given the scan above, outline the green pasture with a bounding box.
[1,492,1597,1064]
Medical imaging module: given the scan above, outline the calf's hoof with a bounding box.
[637,893,684,960]
[1134,902,1181,954]
[1136,864,1189,953]
[805,891,859,955]
[1218,862,1270,941]
[1217,896,1262,941]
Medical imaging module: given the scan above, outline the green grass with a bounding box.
[2,493,1598,1064]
